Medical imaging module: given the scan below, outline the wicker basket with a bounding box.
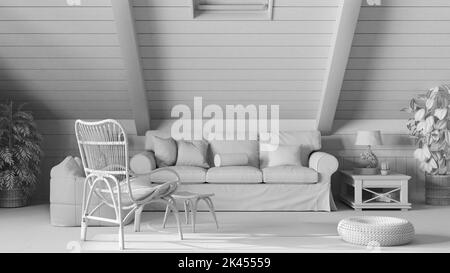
[425,174,450,206]
[0,189,29,208]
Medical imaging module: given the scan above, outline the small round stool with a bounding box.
[338,216,415,246]
[163,191,219,232]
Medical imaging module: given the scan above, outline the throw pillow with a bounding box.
[153,136,177,167]
[175,140,209,168]
[267,144,303,167]
[130,151,157,175]
[214,153,249,167]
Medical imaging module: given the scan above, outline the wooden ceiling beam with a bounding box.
[316,0,362,135]
[111,0,150,135]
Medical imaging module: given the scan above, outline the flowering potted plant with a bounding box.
[403,85,450,205]
[0,102,43,207]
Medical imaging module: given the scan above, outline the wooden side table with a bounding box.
[339,170,411,211]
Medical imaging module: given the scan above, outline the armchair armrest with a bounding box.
[130,151,157,175]
[309,152,338,175]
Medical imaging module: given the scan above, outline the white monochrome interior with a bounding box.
[0,0,450,254]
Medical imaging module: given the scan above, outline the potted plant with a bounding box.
[403,85,450,205]
[0,102,43,207]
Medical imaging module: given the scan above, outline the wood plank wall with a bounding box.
[133,0,339,119]
[336,0,450,119]
[0,0,132,119]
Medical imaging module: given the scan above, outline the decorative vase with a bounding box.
[0,188,29,208]
[425,174,450,206]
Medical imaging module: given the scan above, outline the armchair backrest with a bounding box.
[74,119,129,181]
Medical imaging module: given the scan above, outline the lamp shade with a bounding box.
[355,130,383,146]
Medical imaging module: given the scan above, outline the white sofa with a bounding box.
[131,130,338,212]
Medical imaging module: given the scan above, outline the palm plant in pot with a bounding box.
[403,85,450,205]
[0,102,43,207]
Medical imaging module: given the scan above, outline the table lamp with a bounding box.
[354,130,383,175]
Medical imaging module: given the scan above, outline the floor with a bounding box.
[0,201,449,253]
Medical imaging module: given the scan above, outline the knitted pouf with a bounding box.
[337,216,415,246]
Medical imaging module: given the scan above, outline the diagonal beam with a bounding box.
[111,0,150,136]
[316,0,362,135]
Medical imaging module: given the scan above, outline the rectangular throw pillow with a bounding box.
[153,136,177,167]
[209,139,259,168]
[214,153,249,167]
[176,140,209,168]
[267,144,303,167]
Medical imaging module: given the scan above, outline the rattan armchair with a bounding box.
[75,119,183,250]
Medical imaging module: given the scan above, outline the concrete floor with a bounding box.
[0,202,449,253]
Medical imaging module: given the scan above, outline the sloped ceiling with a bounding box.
[336,0,450,119]
[0,0,449,121]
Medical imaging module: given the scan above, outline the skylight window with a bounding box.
[192,0,274,20]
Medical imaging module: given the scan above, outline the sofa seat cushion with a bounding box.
[206,166,262,184]
[151,166,206,184]
[262,165,318,184]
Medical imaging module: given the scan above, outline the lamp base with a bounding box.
[354,167,379,175]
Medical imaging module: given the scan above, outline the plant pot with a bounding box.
[0,188,29,208]
[425,174,450,206]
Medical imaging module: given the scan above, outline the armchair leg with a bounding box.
[134,206,144,232]
[80,218,87,241]
[118,223,124,250]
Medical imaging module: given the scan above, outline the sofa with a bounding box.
[130,130,338,212]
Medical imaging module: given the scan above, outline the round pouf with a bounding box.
[337,216,415,246]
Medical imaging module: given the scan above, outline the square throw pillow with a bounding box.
[176,140,209,168]
[267,144,303,167]
[153,136,177,167]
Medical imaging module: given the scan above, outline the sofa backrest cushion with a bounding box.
[145,130,173,151]
[259,130,321,168]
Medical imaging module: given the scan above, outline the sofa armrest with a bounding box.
[309,152,338,175]
[130,151,157,175]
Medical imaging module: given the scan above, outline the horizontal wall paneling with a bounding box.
[135,0,338,119]
[337,1,450,119]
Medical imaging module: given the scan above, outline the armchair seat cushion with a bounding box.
[262,165,318,184]
[206,166,263,184]
[98,176,170,206]
[151,166,207,184]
